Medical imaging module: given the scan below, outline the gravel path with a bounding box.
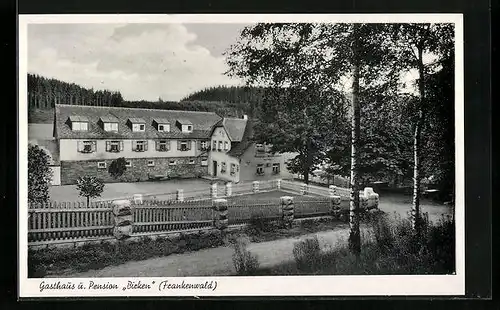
[50,224,366,278]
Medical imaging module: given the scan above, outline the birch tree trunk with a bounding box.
[348,23,361,256]
[411,45,426,232]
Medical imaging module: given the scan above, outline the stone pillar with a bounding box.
[300,183,307,195]
[213,198,228,230]
[133,194,143,205]
[363,187,379,210]
[176,189,184,202]
[112,199,133,240]
[252,181,259,193]
[280,196,294,228]
[276,179,282,190]
[210,183,218,198]
[330,195,342,218]
[329,185,336,197]
[226,182,232,197]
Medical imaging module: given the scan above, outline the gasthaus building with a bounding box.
[52,104,296,185]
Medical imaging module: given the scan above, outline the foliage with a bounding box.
[28,230,225,277]
[248,215,276,234]
[108,157,127,179]
[28,144,52,204]
[231,236,260,275]
[249,214,455,275]
[292,236,322,272]
[181,85,265,106]
[76,176,104,206]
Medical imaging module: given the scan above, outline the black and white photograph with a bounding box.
[18,14,464,297]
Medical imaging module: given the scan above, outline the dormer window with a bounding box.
[153,118,171,132]
[176,119,193,133]
[158,124,170,132]
[69,115,89,131]
[100,115,120,132]
[128,118,146,132]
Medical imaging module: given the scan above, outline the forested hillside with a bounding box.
[27,74,257,122]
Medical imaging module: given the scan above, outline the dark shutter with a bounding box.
[187,140,192,150]
[155,140,159,151]
[92,141,97,152]
[177,140,181,150]
[197,140,201,150]
[144,140,148,151]
[106,141,110,151]
[77,141,82,152]
[167,140,171,151]
[132,140,136,151]
[120,141,124,151]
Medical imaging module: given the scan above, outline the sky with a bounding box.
[28,23,252,101]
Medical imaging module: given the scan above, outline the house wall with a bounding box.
[208,151,240,183]
[59,139,208,161]
[50,166,61,186]
[211,127,231,152]
[60,157,208,185]
[239,144,296,183]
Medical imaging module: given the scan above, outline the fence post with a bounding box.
[225,182,232,197]
[252,181,259,193]
[176,189,184,202]
[276,179,282,190]
[213,198,228,230]
[300,183,307,195]
[280,196,294,228]
[133,194,143,205]
[112,199,133,240]
[363,187,379,210]
[210,183,218,198]
[330,194,342,219]
[329,185,336,197]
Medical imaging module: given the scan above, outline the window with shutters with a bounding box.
[106,140,123,153]
[272,163,280,174]
[224,141,229,151]
[133,140,147,152]
[221,162,227,173]
[256,164,264,175]
[230,163,236,176]
[212,140,217,151]
[78,141,96,153]
[218,141,223,151]
[199,140,208,151]
[156,140,170,152]
[178,140,190,151]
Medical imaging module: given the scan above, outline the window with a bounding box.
[104,122,119,132]
[125,160,132,167]
[272,163,280,175]
[158,124,170,132]
[256,164,264,175]
[224,141,229,151]
[132,123,145,132]
[72,122,88,131]
[218,141,223,151]
[147,160,155,167]
[97,162,106,169]
[106,141,123,152]
[169,160,176,166]
[156,140,170,152]
[133,140,148,152]
[178,140,191,151]
[189,159,196,165]
[212,140,217,151]
[187,125,192,131]
[221,162,227,173]
[200,140,208,150]
[230,163,236,176]
[201,157,208,166]
[78,141,96,153]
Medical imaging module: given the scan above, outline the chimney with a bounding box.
[243,115,248,120]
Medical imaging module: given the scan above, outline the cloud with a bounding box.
[28,23,242,101]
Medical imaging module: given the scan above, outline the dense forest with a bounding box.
[27,74,255,119]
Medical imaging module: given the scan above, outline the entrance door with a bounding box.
[213,160,217,177]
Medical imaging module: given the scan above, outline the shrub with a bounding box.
[76,176,105,206]
[28,144,53,204]
[108,157,127,179]
[248,214,275,234]
[232,237,260,275]
[292,236,322,272]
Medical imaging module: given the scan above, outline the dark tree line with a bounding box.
[28,74,125,109]
[181,85,265,105]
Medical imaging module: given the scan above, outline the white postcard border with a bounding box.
[18,13,465,297]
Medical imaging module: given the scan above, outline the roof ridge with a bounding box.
[55,104,221,115]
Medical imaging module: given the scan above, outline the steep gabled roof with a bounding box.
[227,117,254,157]
[209,117,247,142]
[55,104,222,139]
